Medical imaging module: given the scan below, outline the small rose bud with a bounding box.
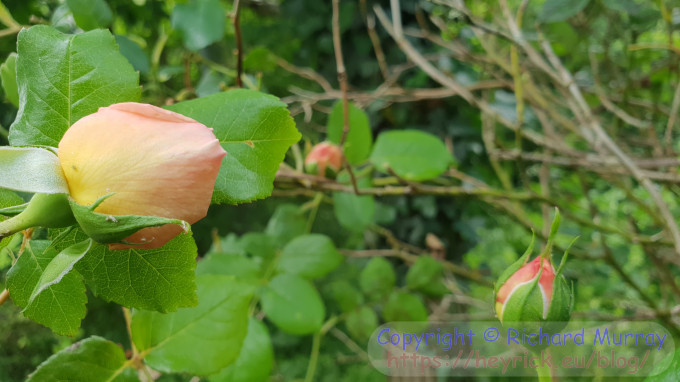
[494,210,574,334]
[58,102,226,250]
[305,142,342,178]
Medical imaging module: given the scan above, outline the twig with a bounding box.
[665,80,680,155]
[536,27,680,257]
[332,0,351,147]
[231,0,243,88]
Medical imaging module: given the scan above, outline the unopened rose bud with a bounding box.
[305,142,342,178]
[58,103,226,250]
[494,210,574,334]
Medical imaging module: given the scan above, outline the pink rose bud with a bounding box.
[58,102,226,250]
[493,210,574,336]
[495,256,555,323]
[305,142,342,178]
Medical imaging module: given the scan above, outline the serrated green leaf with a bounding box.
[539,0,590,23]
[69,196,187,245]
[0,52,18,107]
[6,240,87,335]
[0,147,69,194]
[278,234,343,280]
[327,102,373,164]
[346,306,378,342]
[405,256,444,290]
[27,336,136,382]
[333,173,375,233]
[260,274,325,335]
[382,291,428,322]
[209,318,274,382]
[52,228,198,312]
[359,257,395,301]
[166,89,300,204]
[66,0,113,30]
[171,0,225,51]
[9,26,140,147]
[131,275,252,375]
[369,130,454,181]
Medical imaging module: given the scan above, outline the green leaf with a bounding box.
[369,130,454,181]
[539,0,590,23]
[27,336,136,382]
[260,274,325,335]
[265,204,307,248]
[166,89,301,204]
[53,228,198,312]
[6,240,88,335]
[327,102,373,165]
[645,347,680,381]
[346,306,378,342]
[69,196,188,245]
[333,173,375,233]
[115,35,150,75]
[66,0,113,30]
[1,52,18,107]
[196,252,261,281]
[171,0,226,51]
[9,26,140,147]
[382,291,428,322]
[131,275,252,375]
[240,232,277,259]
[27,239,92,307]
[209,318,274,382]
[359,257,395,301]
[278,234,343,280]
[405,256,443,290]
[0,147,69,194]
[329,280,363,313]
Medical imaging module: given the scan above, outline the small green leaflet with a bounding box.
[209,318,274,382]
[260,274,325,335]
[6,240,90,335]
[0,52,18,107]
[131,275,253,375]
[278,234,343,280]
[27,336,136,382]
[171,0,226,51]
[327,101,373,165]
[369,130,454,181]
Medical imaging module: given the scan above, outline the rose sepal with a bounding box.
[69,194,189,246]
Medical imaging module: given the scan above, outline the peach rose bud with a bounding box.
[305,142,342,178]
[58,102,226,250]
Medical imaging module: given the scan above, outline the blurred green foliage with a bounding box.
[2,0,680,380]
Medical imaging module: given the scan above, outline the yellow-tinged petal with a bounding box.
[58,102,226,249]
